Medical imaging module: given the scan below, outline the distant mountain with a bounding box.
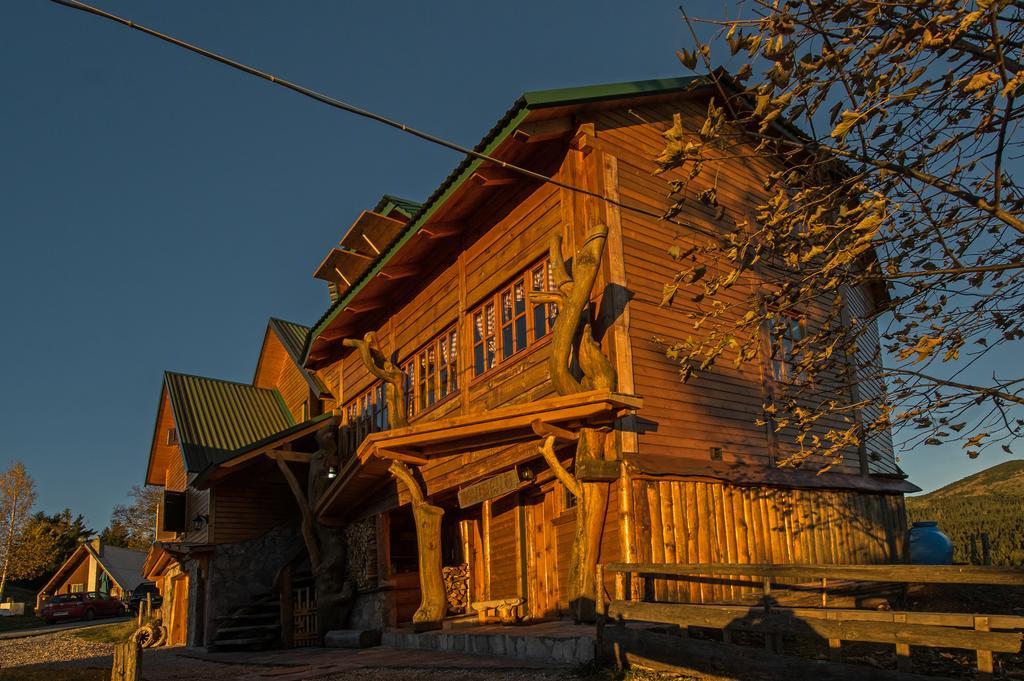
[907,460,1024,566]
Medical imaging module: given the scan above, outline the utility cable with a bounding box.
[50,0,720,241]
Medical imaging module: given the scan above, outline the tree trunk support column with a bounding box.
[389,461,446,629]
[534,223,618,624]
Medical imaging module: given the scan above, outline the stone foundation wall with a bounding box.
[204,524,303,644]
[347,590,390,630]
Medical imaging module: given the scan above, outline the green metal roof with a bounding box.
[164,371,295,474]
[302,76,706,364]
[373,195,422,219]
[268,317,331,397]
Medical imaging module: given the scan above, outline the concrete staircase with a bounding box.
[211,594,281,651]
[381,621,595,666]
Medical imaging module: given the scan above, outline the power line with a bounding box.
[49,0,718,241]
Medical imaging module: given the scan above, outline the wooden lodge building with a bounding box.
[140,76,918,649]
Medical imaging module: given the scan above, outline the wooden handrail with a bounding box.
[602,562,1024,586]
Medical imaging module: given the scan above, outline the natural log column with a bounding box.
[390,461,447,628]
[533,223,617,623]
[274,423,353,639]
[343,331,408,428]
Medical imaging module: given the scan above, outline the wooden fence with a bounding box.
[597,562,1024,680]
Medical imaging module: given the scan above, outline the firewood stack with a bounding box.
[442,563,469,614]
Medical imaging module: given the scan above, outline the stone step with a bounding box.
[215,623,281,637]
[381,628,593,666]
[215,612,278,624]
[233,601,280,614]
[210,636,275,650]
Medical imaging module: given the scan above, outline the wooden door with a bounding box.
[168,574,188,646]
[526,486,559,618]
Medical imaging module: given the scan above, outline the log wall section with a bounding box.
[630,478,907,603]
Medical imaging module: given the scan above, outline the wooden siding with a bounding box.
[591,101,880,476]
[255,329,311,422]
[845,283,899,475]
[147,389,178,486]
[211,463,300,545]
[630,478,907,603]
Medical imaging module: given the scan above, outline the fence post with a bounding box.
[111,639,142,681]
[975,616,993,680]
[894,613,912,673]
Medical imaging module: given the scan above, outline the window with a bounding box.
[404,324,459,419]
[472,258,558,376]
[70,583,85,593]
[165,428,178,446]
[347,382,389,430]
[769,313,805,383]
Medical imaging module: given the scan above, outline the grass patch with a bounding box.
[72,620,138,644]
[0,615,43,633]
[0,669,106,681]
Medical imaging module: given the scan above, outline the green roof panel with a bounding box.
[164,371,295,474]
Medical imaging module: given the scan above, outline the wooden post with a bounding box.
[111,640,141,681]
[975,616,993,680]
[146,593,152,619]
[280,567,294,648]
[828,637,842,663]
[390,461,446,629]
[614,569,626,602]
[482,499,492,606]
[595,564,606,617]
[894,613,912,673]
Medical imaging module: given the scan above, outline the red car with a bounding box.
[41,591,125,625]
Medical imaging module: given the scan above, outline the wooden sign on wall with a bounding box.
[458,469,521,509]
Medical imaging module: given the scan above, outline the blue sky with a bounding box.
[0,1,1009,531]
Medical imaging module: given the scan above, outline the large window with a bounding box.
[472,258,558,377]
[403,324,459,419]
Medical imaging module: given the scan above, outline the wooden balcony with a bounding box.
[315,389,641,523]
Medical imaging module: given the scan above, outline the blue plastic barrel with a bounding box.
[908,521,954,565]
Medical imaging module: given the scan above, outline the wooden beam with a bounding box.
[332,267,352,287]
[513,117,573,143]
[361,232,381,255]
[346,298,385,314]
[607,601,1023,653]
[375,449,430,466]
[377,264,419,281]
[419,221,461,239]
[471,167,520,187]
[338,247,376,261]
[267,449,312,463]
[602,562,1024,586]
[530,419,579,442]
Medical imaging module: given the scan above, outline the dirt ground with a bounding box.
[0,629,731,681]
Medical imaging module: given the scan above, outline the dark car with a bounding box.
[128,582,163,614]
[41,591,125,625]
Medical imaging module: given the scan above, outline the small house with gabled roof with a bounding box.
[37,539,146,610]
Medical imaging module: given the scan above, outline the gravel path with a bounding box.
[0,631,112,668]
